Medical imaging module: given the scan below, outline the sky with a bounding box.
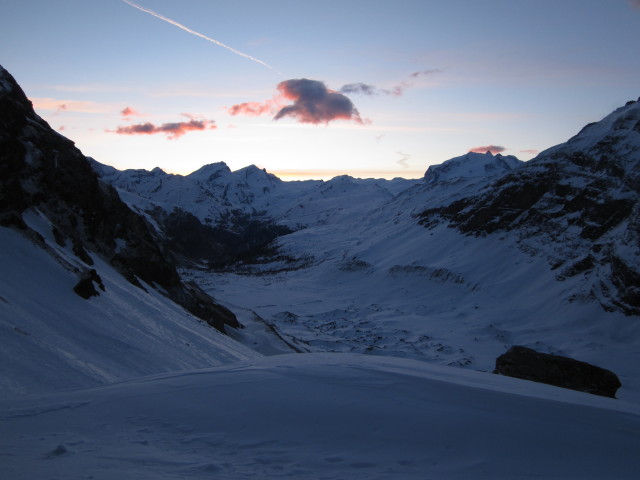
[1,0,639,180]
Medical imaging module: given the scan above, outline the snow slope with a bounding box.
[0,223,259,395]
[3,353,640,480]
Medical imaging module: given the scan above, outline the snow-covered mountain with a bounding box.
[92,158,418,231]
[418,98,640,315]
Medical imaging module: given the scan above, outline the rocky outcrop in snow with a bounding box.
[494,346,622,398]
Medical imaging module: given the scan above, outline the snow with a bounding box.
[191,178,640,404]
[2,353,640,480]
[0,222,259,395]
[5,206,640,477]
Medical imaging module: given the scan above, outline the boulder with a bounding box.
[494,345,621,398]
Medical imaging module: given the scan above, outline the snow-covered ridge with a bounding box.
[539,97,640,172]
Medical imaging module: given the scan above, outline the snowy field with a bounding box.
[3,353,640,480]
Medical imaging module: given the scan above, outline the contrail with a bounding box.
[121,0,281,75]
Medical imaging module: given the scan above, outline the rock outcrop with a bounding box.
[494,346,622,398]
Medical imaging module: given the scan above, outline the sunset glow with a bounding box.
[1,0,638,179]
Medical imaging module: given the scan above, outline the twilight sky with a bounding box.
[2,0,639,180]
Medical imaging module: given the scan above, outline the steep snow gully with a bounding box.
[2,64,640,478]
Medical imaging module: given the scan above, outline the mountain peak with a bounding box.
[424,151,522,184]
[235,164,282,183]
[187,162,232,181]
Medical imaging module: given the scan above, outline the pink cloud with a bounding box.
[110,118,216,139]
[121,106,142,119]
[519,149,539,155]
[468,145,506,154]
[228,100,279,117]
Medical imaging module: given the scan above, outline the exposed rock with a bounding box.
[494,346,622,398]
[73,269,105,299]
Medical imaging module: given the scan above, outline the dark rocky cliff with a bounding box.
[0,65,239,332]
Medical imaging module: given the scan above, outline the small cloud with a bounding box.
[339,83,378,96]
[382,83,410,97]
[396,151,411,168]
[340,69,441,98]
[58,125,65,131]
[469,145,506,154]
[630,0,640,9]
[409,69,442,78]
[519,149,539,155]
[109,118,216,139]
[340,81,407,97]
[121,106,142,119]
[228,100,280,117]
